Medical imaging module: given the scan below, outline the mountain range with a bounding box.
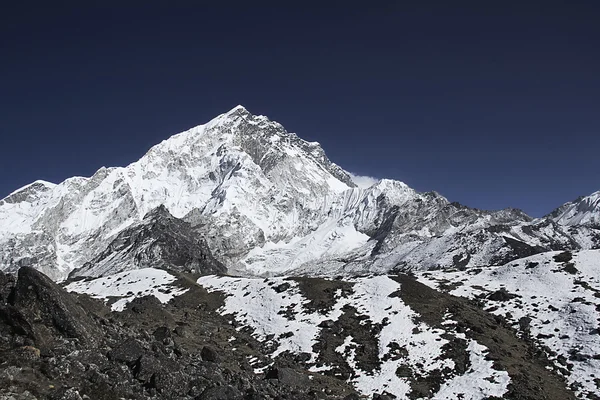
[1,105,598,281]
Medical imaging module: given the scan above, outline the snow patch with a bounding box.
[65,268,188,311]
[198,274,510,398]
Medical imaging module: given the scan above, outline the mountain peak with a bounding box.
[1,107,598,282]
[228,104,248,113]
[223,104,250,117]
[1,180,56,204]
[549,190,600,227]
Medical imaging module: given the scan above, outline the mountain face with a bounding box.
[0,106,599,281]
[548,191,600,227]
[69,205,225,279]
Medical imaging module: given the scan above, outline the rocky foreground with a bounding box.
[0,267,357,400]
[0,266,582,400]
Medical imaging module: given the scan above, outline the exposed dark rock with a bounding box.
[153,326,171,341]
[563,262,578,274]
[452,253,471,270]
[200,345,219,363]
[526,261,540,269]
[70,205,226,279]
[128,295,164,314]
[273,282,291,293]
[390,274,576,400]
[134,355,161,382]
[0,271,15,304]
[293,277,353,314]
[553,251,573,263]
[8,266,103,347]
[518,316,532,332]
[151,370,189,394]
[196,384,241,400]
[373,394,395,400]
[0,268,358,400]
[0,305,35,340]
[108,338,145,366]
[488,288,518,302]
[265,366,311,387]
[502,236,547,260]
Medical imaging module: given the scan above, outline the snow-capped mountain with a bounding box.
[0,106,356,279]
[548,191,600,227]
[0,106,598,280]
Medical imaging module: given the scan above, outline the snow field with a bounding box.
[198,274,509,399]
[65,268,188,311]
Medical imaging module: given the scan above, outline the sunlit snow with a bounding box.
[66,268,188,311]
[198,274,509,399]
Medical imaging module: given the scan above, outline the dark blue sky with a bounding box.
[1,1,599,217]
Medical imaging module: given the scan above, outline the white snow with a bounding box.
[552,191,600,226]
[1,180,56,200]
[65,268,188,311]
[433,340,510,400]
[198,274,510,398]
[417,249,600,399]
[3,105,391,279]
[3,105,596,282]
[242,219,371,275]
[198,276,327,360]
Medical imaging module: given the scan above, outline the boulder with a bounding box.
[9,267,102,347]
[108,338,145,366]
[152,326,171,341]
[265,366,310,387]
[488,288,517,302]
[200,345,220,363]
[134,355,161,382]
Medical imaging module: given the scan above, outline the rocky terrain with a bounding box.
[0,267,359,400]
[0,264,584,400]
[417,249,600,399]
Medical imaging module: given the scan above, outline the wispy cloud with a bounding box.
[348,172,379,189]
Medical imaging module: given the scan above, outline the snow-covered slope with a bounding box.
[66,267,188,311]
[0,106,359,279]
[417,249,600,399]
[548,191,600,227]
[0,106,598,280]
[197,274,510,399]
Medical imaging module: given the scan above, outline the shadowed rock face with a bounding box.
[0,270,15,304]
[8,267,103,348]
[70,205,226,278]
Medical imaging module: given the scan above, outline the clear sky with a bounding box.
[1,1,598,217]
